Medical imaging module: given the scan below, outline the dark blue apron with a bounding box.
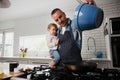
[58,25,82,63]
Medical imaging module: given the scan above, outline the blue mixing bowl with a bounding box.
[74,4,104,30]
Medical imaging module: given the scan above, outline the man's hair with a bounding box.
[51,8,62,15]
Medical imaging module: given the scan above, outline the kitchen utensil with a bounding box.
[73,3,104,30]
[9,62,19,72]
[96,51,103,58]
[63,61,97,73]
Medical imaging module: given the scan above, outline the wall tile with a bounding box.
[81,1,120,59]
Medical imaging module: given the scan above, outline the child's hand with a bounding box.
[50,54,54,58]
[55,39,59,46]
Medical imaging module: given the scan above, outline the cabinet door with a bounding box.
[18,60,28,64]
[97,61,111,68]
[111,37,120,67]
[28,59,51,65]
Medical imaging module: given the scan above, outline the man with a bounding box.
[51,8,82,64]
[51,0,96,65]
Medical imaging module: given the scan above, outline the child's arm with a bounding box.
[54,39,59,46]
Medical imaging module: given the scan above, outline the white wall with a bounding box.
[0,21,15,29]
[0,0,79,57]
[13,10,75,56]
[13,14,49,56]
[81,0,120,59]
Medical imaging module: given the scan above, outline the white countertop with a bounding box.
[83,58,111,61]
[0,56,111,61]
[0,56,51,59]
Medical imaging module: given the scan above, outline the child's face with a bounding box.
[48,26,57,36]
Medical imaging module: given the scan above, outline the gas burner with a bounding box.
[29,65,120,80]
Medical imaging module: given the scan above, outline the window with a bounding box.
[0,33,3,56]
[19,34,49,57]
[4,32,14,56]
[0,29,14,57]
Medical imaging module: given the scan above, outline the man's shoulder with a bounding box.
[71,20,78,31]
[57,27,62,32]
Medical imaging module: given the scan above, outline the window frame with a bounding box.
[0,28,14,57]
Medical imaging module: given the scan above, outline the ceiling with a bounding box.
[0,0,79,21]
[0,0,118,22]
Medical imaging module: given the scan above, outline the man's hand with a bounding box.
[81,0,96,6]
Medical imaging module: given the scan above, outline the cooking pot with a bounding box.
[63,61,97,73]
[73,3,104,30]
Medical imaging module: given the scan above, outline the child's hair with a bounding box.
[47,23,58,31]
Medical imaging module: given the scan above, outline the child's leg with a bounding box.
[52,50,60,62]
[49,50,60,68]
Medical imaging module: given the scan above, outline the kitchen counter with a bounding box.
[0,57,52,64]
[0,57,112,68]
[0,56,110,60]
[0,56,51,59]
[0,62,24,80]
[0,72,24,80]
[84,58,112,68]
[84,58,111,61]
[0,57,111,63]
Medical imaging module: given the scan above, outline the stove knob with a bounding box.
[45,72,50,77]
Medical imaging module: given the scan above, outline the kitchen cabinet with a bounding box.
[28,58,51,65]
[0,57,51,65]
[83,58,112,68]
[96,61,111,68]
[0,58,27,64]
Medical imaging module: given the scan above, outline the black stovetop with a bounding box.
[27,65,120,80]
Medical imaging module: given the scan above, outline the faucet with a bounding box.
[87,37,96,55]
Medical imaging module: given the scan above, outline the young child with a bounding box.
[46,23,60,68]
